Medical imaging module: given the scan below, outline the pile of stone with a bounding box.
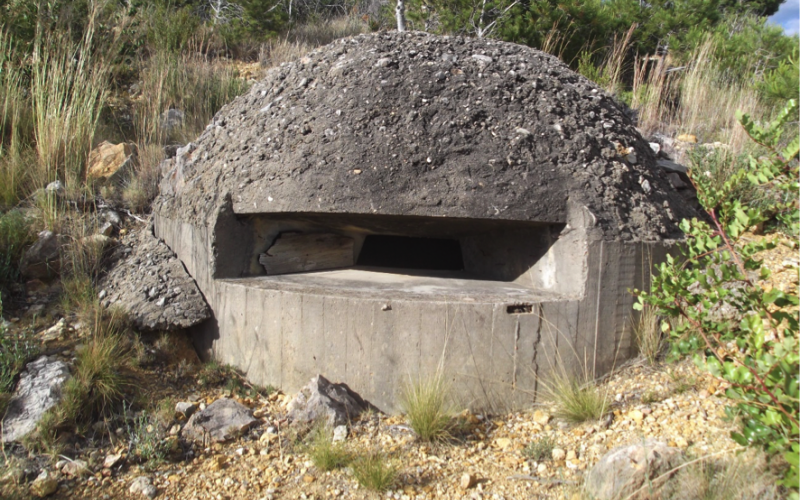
[97,224,209,331]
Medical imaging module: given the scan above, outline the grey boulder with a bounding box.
[21,231,62,279]
[585,440,684,500]
[287,375,378,427]
[2,356,71,442]
[182,398,257,444]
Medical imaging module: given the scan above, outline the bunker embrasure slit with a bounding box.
[356,235,464,271]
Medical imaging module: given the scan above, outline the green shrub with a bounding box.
[128,409,169,470]
[523,434,556,462]
[350,451,398,492]
[400,373,455,442]
[144,5,200,54]
[635,100,799,495]
[758,48,800,103]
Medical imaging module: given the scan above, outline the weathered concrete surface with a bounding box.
[150,31,700,412]
[154,208,669,412]
[154,31,695,242]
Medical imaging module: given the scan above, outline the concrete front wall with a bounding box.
[154,213,669,413]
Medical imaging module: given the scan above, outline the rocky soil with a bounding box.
[1,353,748,500]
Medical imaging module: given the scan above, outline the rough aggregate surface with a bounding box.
[155,31,698,241]
[97,221,210,330]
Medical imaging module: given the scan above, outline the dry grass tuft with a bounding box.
[544,368,610,423]
[135,48,248,144]
[631,37,771,155]
[633,303,662,365]
[400,372,455,442]
[350,450,398,492]
[259,16,369,69]
[661,449,783,500]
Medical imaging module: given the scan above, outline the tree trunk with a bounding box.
[396,0,406,32]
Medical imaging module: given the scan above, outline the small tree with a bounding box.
[635,100,799,495]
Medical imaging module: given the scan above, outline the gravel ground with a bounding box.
[52,358,740,500]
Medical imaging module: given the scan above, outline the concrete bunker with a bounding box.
[153,31,698,411]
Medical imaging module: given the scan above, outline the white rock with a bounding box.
[1,356,71,442]
[129,476,158,498]
[103,453,123,468]
[332,425,348,443]
[62,459,89,477]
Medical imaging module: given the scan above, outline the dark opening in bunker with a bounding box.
[214,213,581,301]
[356,235,464,271]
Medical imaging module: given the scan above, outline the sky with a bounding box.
[768,0,799,35]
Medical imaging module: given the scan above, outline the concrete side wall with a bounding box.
[154,214,669,412]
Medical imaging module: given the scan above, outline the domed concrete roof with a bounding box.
[155,31,695,241]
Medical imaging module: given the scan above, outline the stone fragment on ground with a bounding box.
[61,459,90,477]
[29,470,58,498]
[460,472,477,489]
[21,231,62,280]
[2,356,71,442]
[175,401,198,419]
[287,375,379,427]
[97,223,210,330]
[584,440,684,500]
[103,453,123,469]
[161,109,184,132]
[332,424,347,443]
[129,476,158,498]
[182,398,257,444]
[87,141,138,185]
[40,318,67,342]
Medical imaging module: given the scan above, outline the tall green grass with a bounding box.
[31,20,109,192]
[0,5,111,206]
[0,33,32,207]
